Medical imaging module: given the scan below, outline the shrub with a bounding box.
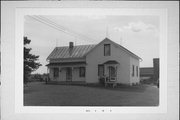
[99,77,105,85]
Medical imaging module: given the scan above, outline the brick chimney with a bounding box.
[69,42,74,49]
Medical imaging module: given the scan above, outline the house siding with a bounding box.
[130,56,140,84]
[59,68,66,81]
[72,67,86,81]
[86,40,131,84]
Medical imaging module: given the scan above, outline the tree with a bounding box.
[24,37,42,84]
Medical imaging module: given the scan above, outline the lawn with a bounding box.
[24,82,159,106]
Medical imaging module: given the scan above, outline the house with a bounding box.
[46,38,141,85]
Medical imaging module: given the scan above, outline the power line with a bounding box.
[28,15,78,38]
[38,16,96,42]
[27,15,95,43]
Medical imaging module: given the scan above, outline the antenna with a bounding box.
[74,37,77,46]
[56,39,58,47]
[120,35,123,45]
[118,29,123,45]
[106,25,109,38]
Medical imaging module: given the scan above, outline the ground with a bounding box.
[24,82,159,106]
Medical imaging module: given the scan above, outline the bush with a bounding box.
[99,77,105,85]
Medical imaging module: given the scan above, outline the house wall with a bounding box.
[72,67,86,81]
[130,56,140,84]
[59,68,66,81]
[86,40,131,84]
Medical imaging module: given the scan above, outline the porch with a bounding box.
[98,60,119,88]
[46,62,86,82]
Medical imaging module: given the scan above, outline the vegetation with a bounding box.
[24,37,42,84]
[28,73,49,82]
[24,82,159,106]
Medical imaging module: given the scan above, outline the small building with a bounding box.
[140,58,159,84]
[46,38,141,85]
[140,67,154,82]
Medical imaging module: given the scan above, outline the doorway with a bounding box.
[108,66,117,82]
[66,67,72,81]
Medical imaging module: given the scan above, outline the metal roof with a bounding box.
[47,38,141,60]
[47,44,96,60]
[46,61,86,66]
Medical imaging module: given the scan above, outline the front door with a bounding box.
[66,67,72,81]
[108,66,117,82]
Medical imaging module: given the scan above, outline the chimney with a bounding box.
[69,42,74,49]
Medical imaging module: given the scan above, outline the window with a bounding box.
[109,66,116,78]
[98,64,104,77]
[132,65,134,77]
[136,66,138,77]
[79,67,85,77]
[104,44,111,56]
[53,68,59,77]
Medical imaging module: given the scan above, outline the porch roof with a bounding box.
[46,61,86,66]
[103,60,119,64]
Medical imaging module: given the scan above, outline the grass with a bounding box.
[24,82,159,106]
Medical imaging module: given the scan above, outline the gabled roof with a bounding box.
[47,44,96,60]
[47,38,141,60]
[85,38,141,60]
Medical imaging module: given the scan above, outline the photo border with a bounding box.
[2,1,179,120]
[15,8,167,113]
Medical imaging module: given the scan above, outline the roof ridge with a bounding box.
[56,44,96,48]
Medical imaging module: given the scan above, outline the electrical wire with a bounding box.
[27,15,95,43]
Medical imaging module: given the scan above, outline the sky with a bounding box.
[24,15,159,74]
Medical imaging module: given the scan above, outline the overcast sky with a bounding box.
[24,15,159,74]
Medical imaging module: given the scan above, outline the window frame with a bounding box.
[136,66,138,77]
[109,66,116,78]
[98,64,104,76]
[132,65,134,77]
[79,67,85,77]
[104,44,111,56]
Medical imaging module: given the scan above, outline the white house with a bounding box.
[46,38,141,85]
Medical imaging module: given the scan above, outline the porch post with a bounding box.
[71,67,73,81]
[47,66,50,82]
